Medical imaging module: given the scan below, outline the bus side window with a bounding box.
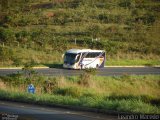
[96,53,100,57]
[93,53,97,58]
[86,53,91,58]
[82,52,87,58]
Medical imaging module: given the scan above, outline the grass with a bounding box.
[0,46,63,67]
[1,59,160,68]
[0,74,159,114]
[106,59,160,66]
[0,46,159,68]
[106,53,160,66]
[0,89,159,114]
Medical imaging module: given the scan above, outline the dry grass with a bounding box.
[0,74,160,113]
[0,80,6,90]
[95,75,160,98]
[1,75,159,98]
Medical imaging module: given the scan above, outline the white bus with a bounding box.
[63,49,106,69]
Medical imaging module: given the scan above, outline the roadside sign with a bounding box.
[28,84,35,94]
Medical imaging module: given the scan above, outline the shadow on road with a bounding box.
[144,63,153,66]
[43,63,63,69]
[144,64,160,69]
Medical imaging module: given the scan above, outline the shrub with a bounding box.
[119,0,132,8]
[42,79,58,94]
[78,68,97,87]
[67,0,81,8]
[18,18,29,26]
[54,87,81,98]
[0,72,23,88]
[12,57,23,67]
[0,46,13,61]
[78,73,92,87]
[15,30,29,43]
[22,60,37,79]
[84,68,97,75]
[98,13,109,23]
[134,13,156,25]
[0,27,15,43]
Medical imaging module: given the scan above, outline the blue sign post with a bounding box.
[28,84,35,94]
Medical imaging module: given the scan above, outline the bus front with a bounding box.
[63,52,81,69]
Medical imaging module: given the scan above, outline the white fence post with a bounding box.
[75,38,76,45]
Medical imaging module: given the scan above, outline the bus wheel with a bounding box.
[96,64,99,69]
[80,65,83,70]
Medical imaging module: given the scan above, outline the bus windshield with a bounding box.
[64,53,78,65]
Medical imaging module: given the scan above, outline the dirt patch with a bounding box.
[0,81,6,90]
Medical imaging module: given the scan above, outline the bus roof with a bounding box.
[66,49,105,54]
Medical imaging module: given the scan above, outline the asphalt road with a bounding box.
[0,101,117,120]
[0,67,160,76]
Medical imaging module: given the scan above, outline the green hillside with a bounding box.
[0,0,160,66]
